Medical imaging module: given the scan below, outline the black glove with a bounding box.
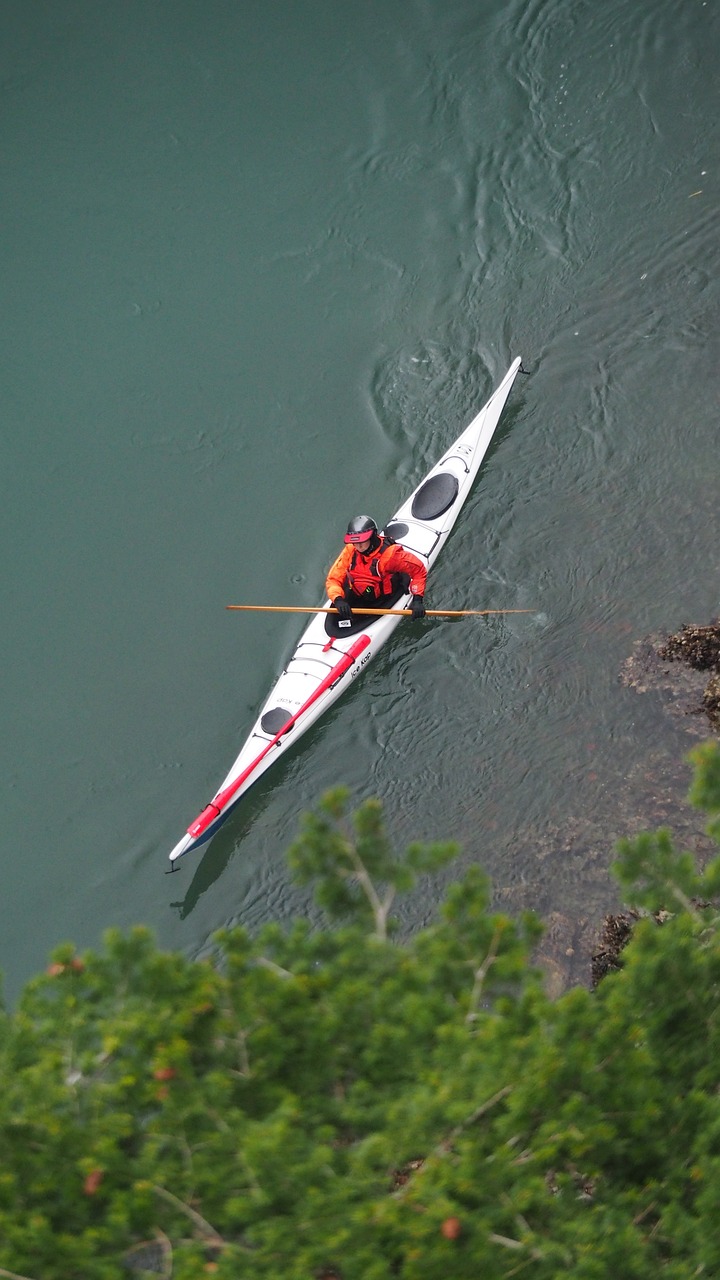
[333,596,353,622]
[411,594,426,621]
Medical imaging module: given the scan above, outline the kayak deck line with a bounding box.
[167,358,524,866]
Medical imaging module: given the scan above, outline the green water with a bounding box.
[2,0,718,998]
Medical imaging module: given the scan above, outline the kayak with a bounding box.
[168,357,523,865]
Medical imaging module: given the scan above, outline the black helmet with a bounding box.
[344,515,378,545]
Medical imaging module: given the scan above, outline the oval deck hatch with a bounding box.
[384,521,409,539]
[260,707,293,735]
[410,472,459,520]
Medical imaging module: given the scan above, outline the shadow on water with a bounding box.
[168,792,267,921]
[166,745,317,920]
[481,394,528,460]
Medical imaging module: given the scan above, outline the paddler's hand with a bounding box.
[410,594,426,621]
[334,596,353,623]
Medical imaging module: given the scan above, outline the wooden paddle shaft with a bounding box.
[225,605,532,617]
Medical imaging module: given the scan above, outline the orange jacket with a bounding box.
[326,537,427,602]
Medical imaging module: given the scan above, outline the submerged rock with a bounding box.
[704,673,720,726]
[497,620,720,999]
[620,619,720,732]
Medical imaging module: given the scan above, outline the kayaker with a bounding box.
[326,515,427,623]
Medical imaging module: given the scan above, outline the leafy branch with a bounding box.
[288,786,457,939]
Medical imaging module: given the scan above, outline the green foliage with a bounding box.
[613,828,708,913]
[1,744,720,1277]
[689,740,720,842]
[288,786,458,938]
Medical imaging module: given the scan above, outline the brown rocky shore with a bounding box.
[657,622,720,726]
[590,909,641,986]
[620,618,720,728]
[538,620,720,995]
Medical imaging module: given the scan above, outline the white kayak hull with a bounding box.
[168,357,522,863]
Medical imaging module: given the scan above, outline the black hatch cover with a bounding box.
[260,707,293,735]
[410,472,459,520]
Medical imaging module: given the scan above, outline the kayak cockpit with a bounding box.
[322,584,410,639]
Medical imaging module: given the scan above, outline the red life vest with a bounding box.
[345,537,398,598]
[326,535,427,603]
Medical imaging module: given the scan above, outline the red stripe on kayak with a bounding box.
[187,632,372,841]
